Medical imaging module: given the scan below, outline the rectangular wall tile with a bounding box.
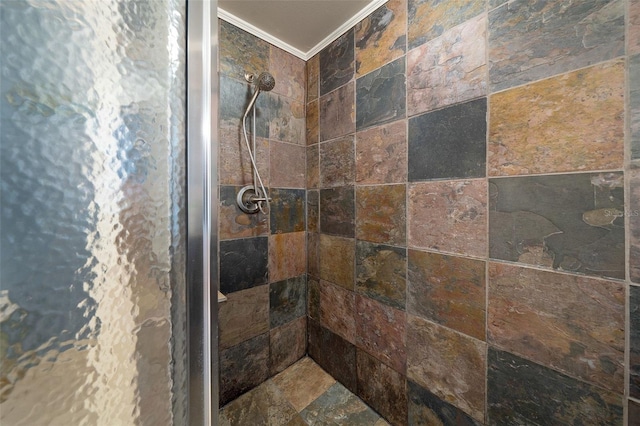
[356,184,406,245]
[408,250,486,341]
[219,333,270,406]
[489,172,625,280]
[320,186,355,237]
[319,280,356,344]
[220,237,268,294]
[307,232,320,278]
[308,319,358,393]
[487,348,623,425]
[356,349,408,426]
[408,180,487,257]
[356,57,406,130]
[269,94,305,144]
[268,232,306,282]
[320,135,355,188]
[308,277,320,320]
[319,82,356,142]
[306,144,319,189]
[407,315,486,421]
[488,262,624,392]
[270,142,305,189]
[269,188,306,234]
[632,55,640,161]
[319,234,355,289]
[408,98,487,181]
[270,275,307,328]
[631,285,640,398]
[356,241,407,310]
[356,120,407,185]
[356,294,407,374]
[407,14,487,115]
[219,285,269,350]
[269,316,307,376]
[306,99,319,146]
[220,186,268,240]
[632,169,640,283]
[270,46,305,102]
[489,60,624,176]
[488,0,625,91]
[408,380,482,426]
[307,54,320,103]
[320,28,355,96]
[355,0,407,77]
[307,190,319,233]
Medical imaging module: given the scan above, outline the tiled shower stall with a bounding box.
[218,0,640,424]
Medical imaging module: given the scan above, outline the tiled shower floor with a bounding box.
[219,357,390,425]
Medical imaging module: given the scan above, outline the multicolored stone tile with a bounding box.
[307,190,319,233]
[300,382,382,425]
[632,0,640,55]
[356,294,407,374]
[271,357,336,412]
[319,82,356,142]
[219,20,270,80]
[489,172,625,279]
[630,285,640,398]
[307,276,320,320]
[220,75,269,139]
[219,285,269,350]
[408,250,486,341]
[319,28,355,96]
[630,399,640,425]
[219,186,268,240]
[269,142,305,189]
[408,0,485,50]
[219,237,268,294]
[269,94,305,145]
[356,349,408,426]
[356,58,406,130]
[319,234,355,289]
[488,262,624,392]
[319,280,356,344]
[320,186,355,237]
[356,241,406,310]
[268,232,306,282]
[631,55,640,161]
[308,232,320,278]
[356,120,407,185]
[269,188,305,234]
[270,46,305,102]
[632,169,640,283]
[407,14,487,115]
[219,332,270,406]
[407,315,486,422]
[320,135,355,188]
[408,380,482,426]
[487,348,624,425]
[355,0,407,77]
[408,180,487,257]
[489,0,507,8]
[488,0,625,91]
[489,60,624,176]
[307,54,320,103]
[408,98,487,181]
[356,184,406,245]
[219,380,299,426]
[306,99,319,146]
[219,123,269,186]
[306,144,319,189]
[269,316,307,376]
[308,319,358,393]
[270,275,307,329]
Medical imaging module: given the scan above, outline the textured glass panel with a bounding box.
[0,1,186,425]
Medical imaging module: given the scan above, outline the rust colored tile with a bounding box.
[270,316,307,376]
[356,294,407,374]
[306,99,319,146]
[320,280,356,344]
[320,186,355,237]
[356,184,406,246]
[356,120,407,185]
[306,144,319,189]
[632,0,640,55]
[307,54,320,103]
[270,95,305,145]
[320,135,355,188]
[632,169,640,283]
[308,232,320,278]
[219,286,269,350]
[308,277,320,320]
[220,20,269,80]
[270,141,305,189]
[408,0,485,49]
[219,186,268,240]
[356,0,407,77]
[408,180,487,257]
[488,262,625,392]
[489,60,624,176]
[272,357,336,412]
[320,83,356,142]
[269,232,306,282]
[407,14,487,115]
[307,190,319,233]
[408,250,486,341]
[407,315,486,422]
[220,123,270,186]
[219,333,269,406]
[270,46,305,102]
[356,241,407,310]
[319,234,355,289]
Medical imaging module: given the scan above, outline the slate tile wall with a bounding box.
[307,0,638,424]
[218,20,307,406]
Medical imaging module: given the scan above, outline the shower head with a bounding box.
[255,72,275,92]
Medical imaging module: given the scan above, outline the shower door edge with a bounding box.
[186,0,219,425]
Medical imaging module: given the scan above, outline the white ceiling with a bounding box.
[218,0,388,60]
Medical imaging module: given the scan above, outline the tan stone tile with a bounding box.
[320,135,355,188]
[270,141,305,188]
[319,234,355,289]
[631,0,640,55]
[219,286,269,350]
[356,120,407,185]
[408,0,485,49]
[269,232,307,282]
[219,124,269,186]
[356,184,406,245]
[320,280,356,344]
[272,357,336,412]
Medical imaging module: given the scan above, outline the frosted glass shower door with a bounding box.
[0,1,190,424]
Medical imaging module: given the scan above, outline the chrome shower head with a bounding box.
[256,72,275,91]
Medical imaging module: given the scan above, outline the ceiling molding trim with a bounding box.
[217,0,388,62]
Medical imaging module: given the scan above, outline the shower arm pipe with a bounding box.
[241,99,270,208]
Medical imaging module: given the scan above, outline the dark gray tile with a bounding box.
[300,382,381,425]
[270,188,306,234]
[408,380,481,426]
[220,75,269,138]
[356,57,406,130]
[320,186,355,237]
[219,237,268,294]
[489,172,625,279]
[270,275,307,328]
[487,348,623,425]
[308,319,357,394]
[219,333,269,406]
[319,82,356,142]
[631,285,640,399]
[308,276,320,320]
[269,316,307,376]
[356,241,406,310]
[630,399,640,426]
[320,28,355,96]
[408,98,486,181]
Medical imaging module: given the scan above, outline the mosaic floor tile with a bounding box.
[356,58,406,130]
[319,83,356,142]
[320,28,355,96]
[300,383,382,425]
[320,135,355,188]
[356,184,406,245]
[355,120,407,185]
[356,241,407,310]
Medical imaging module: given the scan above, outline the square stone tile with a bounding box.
[270,46,305,102]
[306,99,319,146]
[219,286,269,350]
[320,28,355,96]
[632,55,640,161]
[356,241,407,310]
[220,237,268,294]
[219,333,270,406]
[630,399,640,425]
[356,57,406,130]
[220,186,268,240]
[219,379,298,426]
[269,188,306,234]
[271,357,336,412]
[630,285,640,398]
[320,135,355,188]
[269,94,305,145]
[270,142,305,189]
[307,54,320,103]
[319,280,356,344]
[632,0,640,56]
[307,144,320,189]
[308,319,357,393]
[408,380,482,426]
[270,275,307,328]
[307,190,319,233]
[320,186,355,237]
[632,169,640,283]
[319,82,356,142]
[308,232,320,278]
[356,120,407,185]
[269,232,306,282]
[220,75,269,139]
[408,0,485,49]
[308,276,320,320]
[300,383,382,425]
[319,235,355,290]
[219,20,269,80]
[355,184,406,245]
[269,317,307,376]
